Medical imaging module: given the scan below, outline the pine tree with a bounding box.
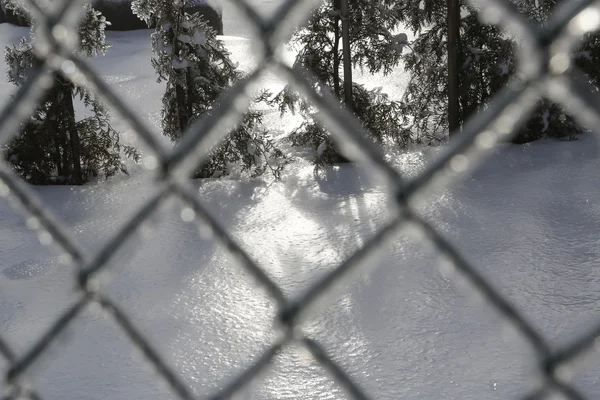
[273,0,409,169]
[3,2,139,184]
[397,0,597,144]
[132,0,284,179]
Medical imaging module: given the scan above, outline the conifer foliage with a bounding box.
[397,0,598,143]
[274,0,408,168]
[132,0,284,178]
[3,2,139,184]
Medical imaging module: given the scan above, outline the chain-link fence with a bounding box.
[1,0,600,399]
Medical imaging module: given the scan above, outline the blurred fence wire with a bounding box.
[1,0,600,399]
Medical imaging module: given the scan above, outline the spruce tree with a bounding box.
[132,0,284,179]
[273,0,409,169]
[3,2,139,184]
[397,0,597,144]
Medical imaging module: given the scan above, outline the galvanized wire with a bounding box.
[1,0,600,399]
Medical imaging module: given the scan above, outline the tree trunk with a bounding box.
[340,0,353,111]
[333,13,341,97]
[175,81,190,135]
[163,1,190,137]
[325,0,352,164]
[58,75,82,184]
[51,108,65,177]
[60,130,70,179]
[45,83,66,177]
[447,0,460,136]
[185,69,194,120]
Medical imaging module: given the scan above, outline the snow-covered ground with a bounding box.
[1,14,600,400]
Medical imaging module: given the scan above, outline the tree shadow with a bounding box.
[268,164,389,294]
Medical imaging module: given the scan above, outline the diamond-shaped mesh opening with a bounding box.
[220,0,270,37]
[24,308,175,400]
[91,29,168,156]
[0,249,79,356]
[56,179,165,258]
[568,353,600,399]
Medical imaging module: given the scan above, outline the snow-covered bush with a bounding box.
[273,0,407,169]
[132,0,284,178]
[3,2,139,184]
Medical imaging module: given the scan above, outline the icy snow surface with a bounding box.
[1,15,600,400]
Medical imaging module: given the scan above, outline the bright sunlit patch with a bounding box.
[59,253,73,265]
[170,248,277,393]
[476,130,495,149]
[52,24,69,42]
[438,254,456,278]
[570,7,600,35]
[26,216,40,230]
[549,53,570,75]
[38,231,52,246]
[144,155,158,170]
[61,60,76,75]
[449,154,469,173]
[555,365,574,383]
[180,207,195,222]
[138,220,155,238]
[278,43,297,68]
[478,4,504,25]
[0,182,9,197]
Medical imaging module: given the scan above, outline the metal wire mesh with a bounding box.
[1,0,600,399]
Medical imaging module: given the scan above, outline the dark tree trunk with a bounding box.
[340,0,353,111]
[54,139,63,176]
[51,109,65,176]
[175,82,190,135]
[447,0,460,136]
[169,5,190,136]
[333,14,341,97]
[42,69,71,180]
[58,75,82,184]
[60,130,70,178]
[186,69,194,120]
[328,0,352,164]
[43,83,66,177]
